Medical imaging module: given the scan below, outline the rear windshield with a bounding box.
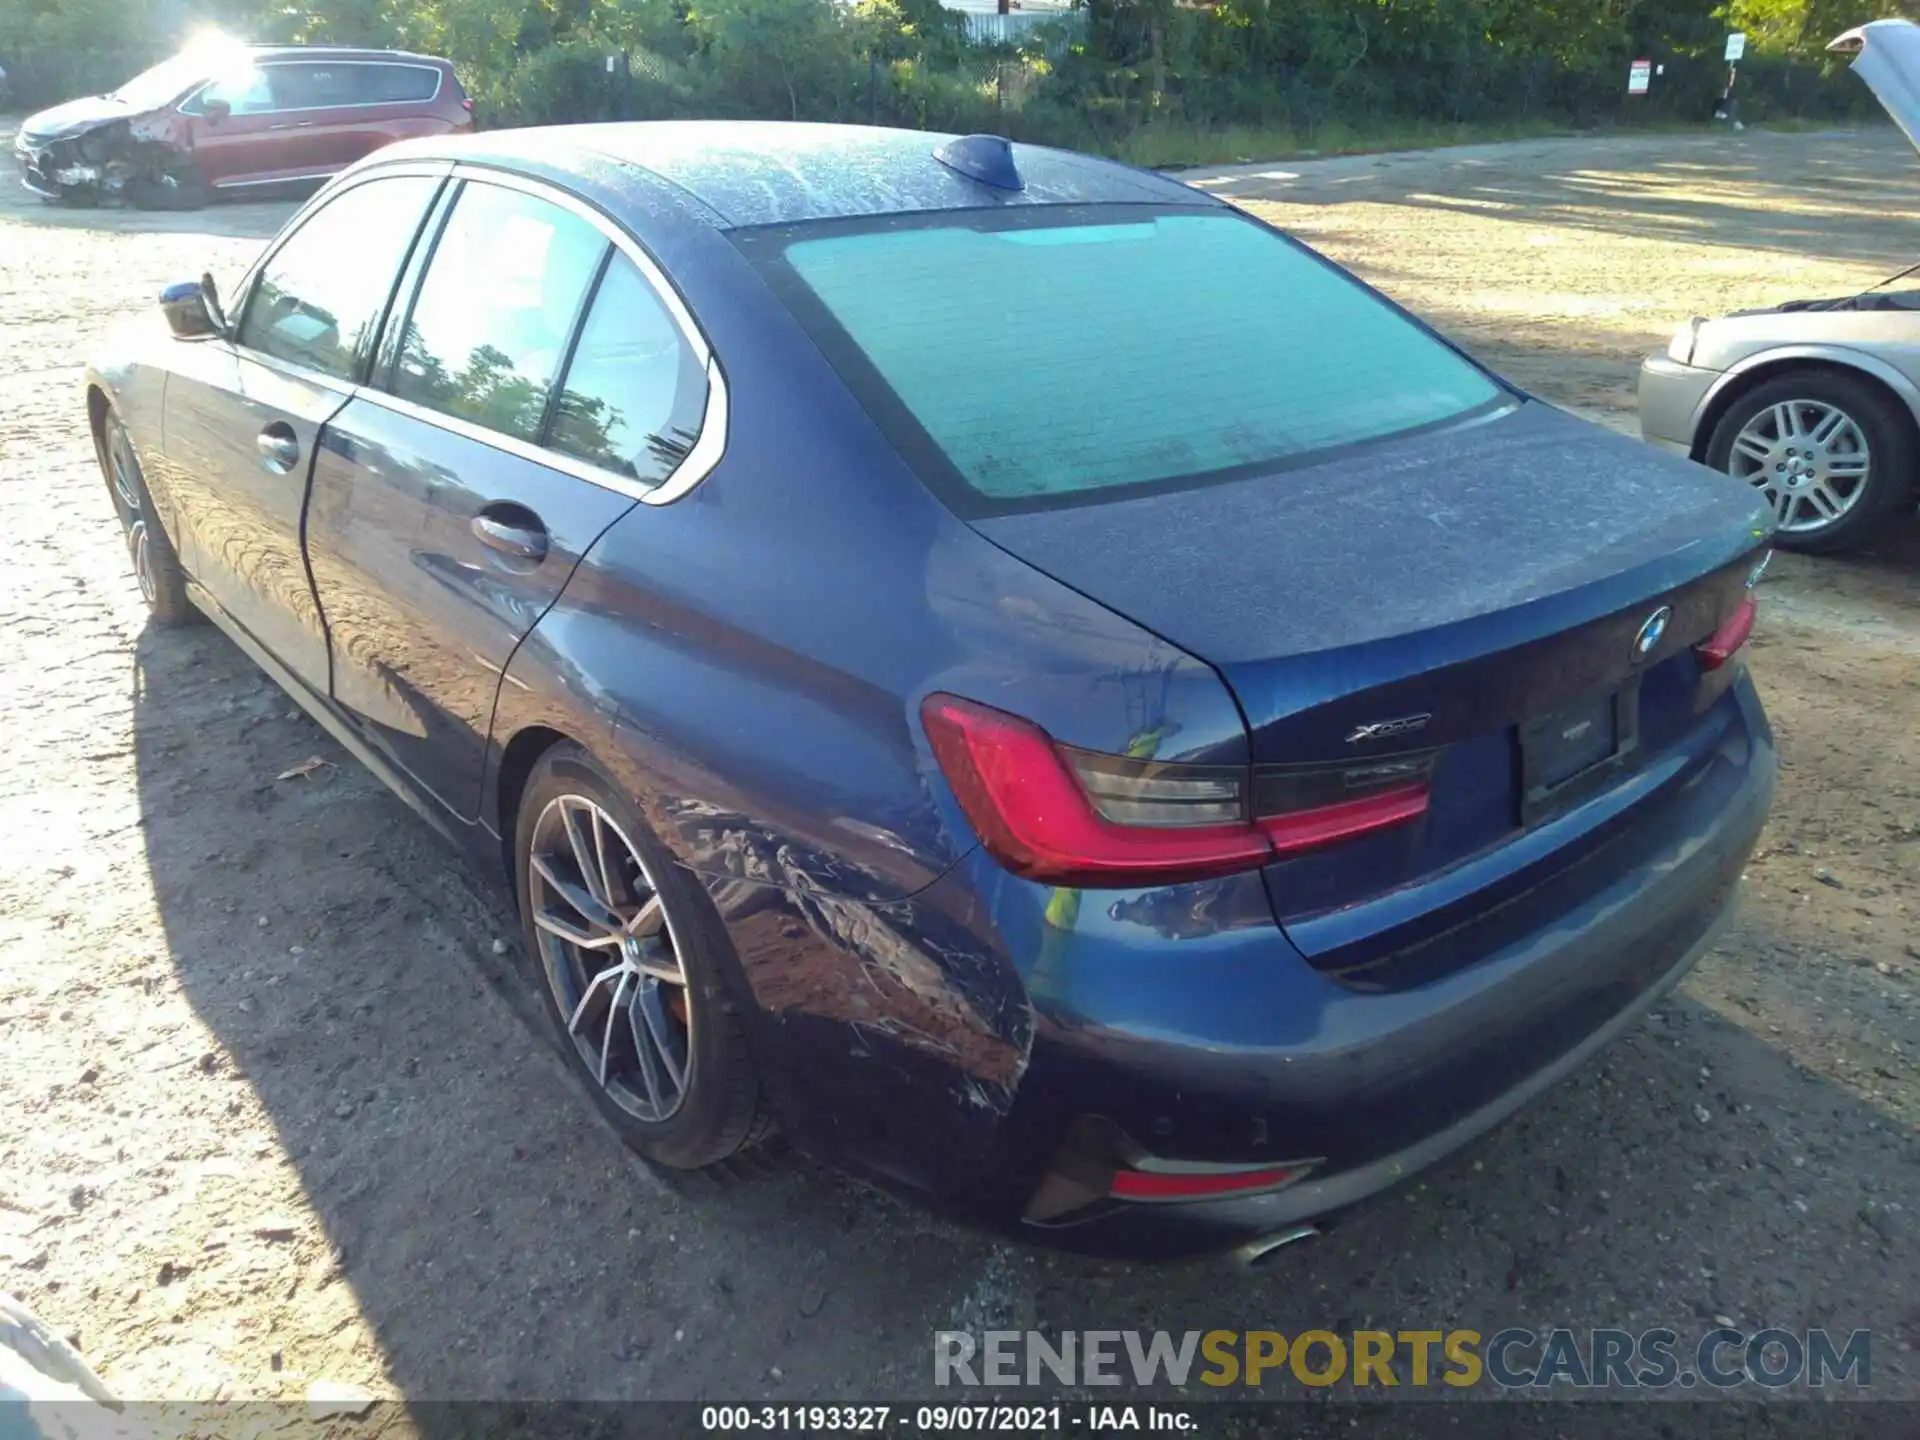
[738,206,1505,515]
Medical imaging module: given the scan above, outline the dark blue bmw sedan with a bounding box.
[86,121,1776,1259]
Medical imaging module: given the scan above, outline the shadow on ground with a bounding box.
[1192,126,1920,269]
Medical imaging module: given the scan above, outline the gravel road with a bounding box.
[1,123,1914,1424]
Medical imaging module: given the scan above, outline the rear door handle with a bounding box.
[256,424,300,473]
[471,504,549,563]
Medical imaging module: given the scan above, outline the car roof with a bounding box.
[243,44,450,66]
[413,121,1216,230]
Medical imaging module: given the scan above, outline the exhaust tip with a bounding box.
[1233,1224,1319,1268]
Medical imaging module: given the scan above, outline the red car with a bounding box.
[14,43,472,207]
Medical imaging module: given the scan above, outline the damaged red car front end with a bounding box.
[13,43,471,209]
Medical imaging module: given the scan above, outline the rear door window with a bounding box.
[269,63,361,111]
[356,64,441,104]
[389,181,608,442]
[236,174,442,381]
[739,206,1507,516]
[547,255,708,483]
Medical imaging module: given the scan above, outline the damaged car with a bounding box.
[14,42,471,209]
[88,122,1773,1259]
[1640,18,1920,553]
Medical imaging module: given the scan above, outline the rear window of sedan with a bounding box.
[737,206,1506,515]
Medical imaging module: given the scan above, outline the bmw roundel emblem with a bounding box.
[1633,605,1672,661]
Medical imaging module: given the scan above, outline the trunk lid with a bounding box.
[973,401,1771,975]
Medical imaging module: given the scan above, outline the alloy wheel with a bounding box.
[1725,398,1871,534]
[526,794,693,1123]
[105,428,157,604]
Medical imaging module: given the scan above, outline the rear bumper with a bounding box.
[1638,353,1721,455]
[1004,677,1774,1258]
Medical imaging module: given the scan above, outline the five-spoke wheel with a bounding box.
[514,745,767,1170]
[96,409,197,626]
[527,794,693,1123]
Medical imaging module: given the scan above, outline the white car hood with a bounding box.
[1831,19,1920,154]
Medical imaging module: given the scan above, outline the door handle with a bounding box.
[471,505,549,563]
[256,424,300,473]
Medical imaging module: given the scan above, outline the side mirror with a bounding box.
[203,97,231,122]
[159,277,225,339]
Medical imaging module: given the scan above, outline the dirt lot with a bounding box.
[1,123,1916,1421]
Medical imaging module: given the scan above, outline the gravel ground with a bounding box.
[0,123,1915,1425]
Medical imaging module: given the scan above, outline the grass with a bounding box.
[1101,113,1884,171]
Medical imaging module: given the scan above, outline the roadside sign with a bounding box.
[1628,59,1652,95]
[1725,32,1746,62]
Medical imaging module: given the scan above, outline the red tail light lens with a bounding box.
[461,97,475,112]
[1696,595,1757,671]
[1109,1163,1309,1202]
[921,694,1433,887]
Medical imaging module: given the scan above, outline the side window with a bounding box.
[186,65,274,116]
[391,183,607,443]
[236,176,440,381]
[269,63,359,111]
[359,64,440,104]
[549,256,708,483]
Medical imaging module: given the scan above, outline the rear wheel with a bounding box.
[98,411,198,627]
[1705,371,1916,554]
[514,745,768,1171]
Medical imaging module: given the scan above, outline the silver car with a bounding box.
[1639,19,1920,554]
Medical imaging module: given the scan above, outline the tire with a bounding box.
[513,744,769,1171]
[1704,370,1916,555]
[97,410,199,627]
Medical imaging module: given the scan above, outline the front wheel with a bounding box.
[1705,371,1916,554]
[97,411,198,627]
[513,744,769,1171]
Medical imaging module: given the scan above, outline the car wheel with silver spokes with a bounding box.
[514,745,768,1169]
[527,794,693,1123]
[1706,371,1916,556]
[1725,399,1870,535]
[96,408,198,626]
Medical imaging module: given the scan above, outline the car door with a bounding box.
[178,62,290,190]
[160,169,445,694]
[305,172,713,818]
[259,61,385,177]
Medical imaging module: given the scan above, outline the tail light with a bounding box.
[1108,1162,1310,1202]
[461,97,474,112]
[1696,594,1757,671]
[921,694,1434,888]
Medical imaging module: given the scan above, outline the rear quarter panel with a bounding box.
[477,183,1253,1188]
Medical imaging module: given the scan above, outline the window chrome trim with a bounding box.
[350,386,663,502]
[231,159,456,329]
[227,158,729,506]
[358,163,728,504]
[645,355,727,506]
[449,164,712,368]
[212,171,340,190]
[179,60,445,118]
[234,347,358,397]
